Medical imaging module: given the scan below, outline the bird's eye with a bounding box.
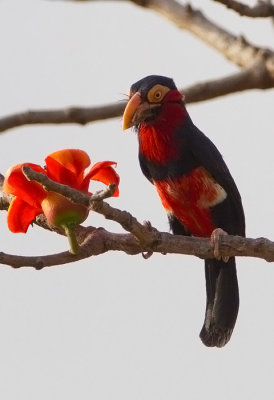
[147,84,170,103]
[154,91,162,100]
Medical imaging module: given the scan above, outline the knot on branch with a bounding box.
[66,107,90,125]
[185,3,194,14]
[34,257,46,270]
[250,56,274,89]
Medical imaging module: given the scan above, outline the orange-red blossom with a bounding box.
[4,149,119,253]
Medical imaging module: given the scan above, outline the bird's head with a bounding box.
[122,75,184,130]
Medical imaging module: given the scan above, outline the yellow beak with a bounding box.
[122,92,142,130]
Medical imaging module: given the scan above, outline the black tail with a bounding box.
[200,257,239,348]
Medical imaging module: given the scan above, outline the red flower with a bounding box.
[4,149,119,234]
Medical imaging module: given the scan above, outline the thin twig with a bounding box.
[184,60,273,102]
[213,0,274,17]
[0,103,125,134]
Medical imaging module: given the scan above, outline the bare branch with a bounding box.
[22,165,116,206]
[0,1,272,136]
[1,227,274,269]
[0,102,125,134]
[0,173,13,210]
[22,166,159,247]
[0,249,87,269]
[0,61,273,135]
[128,0,274,69]
[2,167,274,267]
[184,60,273,102]
[213,0,274,18]
[23,165,160,248]
[56,0,274,68]
[2,167,274,266]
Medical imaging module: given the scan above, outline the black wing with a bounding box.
[138,152,154,183]
[184,117,245,236]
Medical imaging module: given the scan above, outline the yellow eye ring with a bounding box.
[147,84,170,103]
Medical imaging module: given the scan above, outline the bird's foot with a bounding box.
[142,220,155,259]
[141,220,163,258]
[211,228,229,262]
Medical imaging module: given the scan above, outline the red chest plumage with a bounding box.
[139,125,179,164]
[154,167,227,237]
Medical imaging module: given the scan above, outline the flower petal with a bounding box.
[85,161,120,196]
[45,149,90,190]
[45,157,77,188]
[4,163,47,207]
[7,197,42,233]
[45,149,91,189]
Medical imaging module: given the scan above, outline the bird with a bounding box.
[122,75,245,347]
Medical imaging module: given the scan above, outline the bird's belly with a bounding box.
[154,166,227,237]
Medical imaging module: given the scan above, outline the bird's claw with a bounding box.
[141,220,158,259]
[142,251,153,259]
[143,220,153,230]
[211,228,229,262]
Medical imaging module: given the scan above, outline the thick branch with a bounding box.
[2,168,274,267]
[130,0,274,69]
[0,166,272,267]
[59,0,274,69]
[213,0,274,17]
[1,229,274,269]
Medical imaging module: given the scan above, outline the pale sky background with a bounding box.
[0,0,274,399]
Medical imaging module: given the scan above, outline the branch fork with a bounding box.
[22,165,159,252]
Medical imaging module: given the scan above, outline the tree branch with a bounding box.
[61,0,274,69]
[129,0,274,68]
[0,0,272,135]
[184,60,273,102]
[0,173,13,210]
[213,0,274,18]
[1,226,274,269]
[0,60,273,135]
[22,166,117,206]
[22,166,160,247]
[0,165,271,268]
[2,0,274,267]
[0,102,125,134]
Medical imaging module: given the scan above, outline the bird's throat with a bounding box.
[138,124,179,164]
[138,103,187,164]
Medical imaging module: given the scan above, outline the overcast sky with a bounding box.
[1,1,274,399]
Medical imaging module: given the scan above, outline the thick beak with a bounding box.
[122,92,142,130]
